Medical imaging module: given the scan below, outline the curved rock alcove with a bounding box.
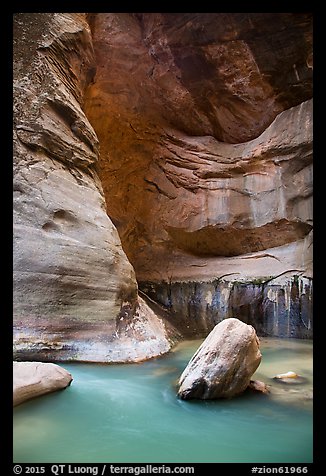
[13,13,313,362]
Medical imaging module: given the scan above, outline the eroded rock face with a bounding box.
[84,13,312,285]
[13,361,73,406]
[83,13,312,338]
[13,13,174,362]
[140,275,313,339]
[14,13,313,353]
[177,318,262,399]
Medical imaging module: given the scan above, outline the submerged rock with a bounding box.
[272,371,306,385]
[248,380,270,394]
[13,361,73,406]
[274,371,299,379]
[177,318,262,399]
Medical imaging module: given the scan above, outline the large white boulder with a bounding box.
[178,318,262,399]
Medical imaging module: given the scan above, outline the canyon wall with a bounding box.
[13,13,313,363]
[84,13,313,338]
[13,13,175,362]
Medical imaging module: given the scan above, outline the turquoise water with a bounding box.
[13,338,313,463]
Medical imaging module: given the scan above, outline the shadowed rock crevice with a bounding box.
[134,13,312,143]
[167,220,312,257]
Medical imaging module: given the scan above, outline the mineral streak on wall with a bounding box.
[140,276,313,339]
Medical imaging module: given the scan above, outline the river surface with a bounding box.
[13,338,313,463]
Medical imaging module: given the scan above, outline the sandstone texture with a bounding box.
[177,318,262,399]
[83,13,312,338]
[13,13,174,362]
[84,13,312,281]
[14,13,313,358]
[13,361,72,406]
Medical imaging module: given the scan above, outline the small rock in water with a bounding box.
[272,371,306,385]
[248,380,270,394]
[274,371,299,379]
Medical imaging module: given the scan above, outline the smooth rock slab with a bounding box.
[13,361,73,406]
[177,318,262,399]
